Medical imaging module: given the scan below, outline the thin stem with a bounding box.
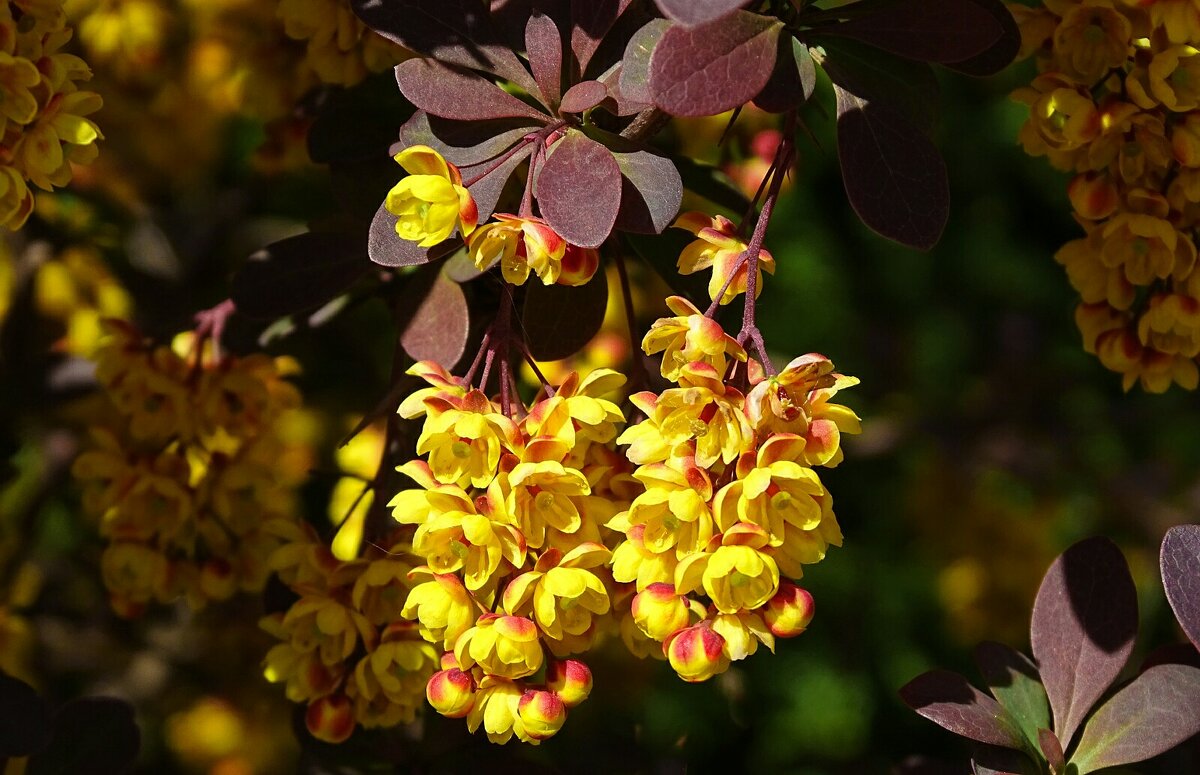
[620,107,671,142]
[613,251,649,392]
[464,331,492,386]
[521,344,555,398]
[462,137,536,187]
[520,142,542,219]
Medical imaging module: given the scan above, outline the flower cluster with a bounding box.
[1012,0,1200,390]
[0,0,102,230]
[72,320,308,614]
[389,361,635,743]
[610,294,858,681]
[277,0,408,87]
[260,522,439,742]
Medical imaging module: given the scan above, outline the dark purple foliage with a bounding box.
[369,203,455,268]
[649,12,783,117]
[972,641,1049,748]
[1030,537,1137,748]
[1069,664,1200,773]
[617,18,669,107]
[654,0,749,27]
[834,85,948,250]
[461,144,534,223]
[754,37,815,114]
[612,147,683,235]
[398,269,469,367]
[898,669,1027,749]
[395,59,550,122]
[560,80,608,113]
[231,231,369,320]
[396,112,536,167]
[0,672,50,758]
[535,131,622,249]
[522,270,608,361]
[941,0,1020,76]
[27,697,140,775]
[1161,524,1200,652]
[818,37,940,135]
[526,12,563,108]
[823,0,1005,65]
[570,0,636,75]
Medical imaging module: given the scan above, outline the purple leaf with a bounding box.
[460,144,533,222]
[232,231,369,320]
[899,670,1027,749]
[399,268,470,368]
[527,12,563,109]
[943,0,1020,76]
[28,697,140,775]
[973,642,1050,749]
[395,59,550,123]
[522,268,609,361]
[596,61,647,116]
[1142,643,1200,670]
[754,36,815,113]
[834,85,948,250]
[535,131,622,248]
[824,0,1005,65]
[1162,524,1200,652]
[1037,729,1066,773]
[970,745,1042,775]
[613,147,683,234]
[396,111,537,167]
[817,36,940,135]
[1031,536,1138,749]
[560,80,608,113]
[654,0,750,27]
[619,19,670,106]
[1069,664,1200,774]
[649,12,783,118]
[571,0,635,76]
[350,0,540,94]
[369,202,460,267]
[0,673,50,758]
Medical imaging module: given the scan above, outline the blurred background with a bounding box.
[1,2,1197,773]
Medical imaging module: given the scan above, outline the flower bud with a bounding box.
[631,583,691,641]
[518,689,567,741]
[427,668,476,718]
[665,622,730,683]
[200,558,237,601]
[305,694,355,744]
[1068,172,1119,221]
[763,581,815,638]
[546,659,592,708]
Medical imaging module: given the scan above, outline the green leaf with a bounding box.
[973,642,1052,753]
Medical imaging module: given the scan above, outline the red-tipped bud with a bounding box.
[517,689,567,741]
[546,659,592,708]
[763,581,815,638]
[305,694,355,744]
[1068,173,1119,221]
[439,651,460,671]
[631,583,690,641]
[200,558,237,601]
[558,244,599,287]
[665,622,730,683]
[426,668,476,718]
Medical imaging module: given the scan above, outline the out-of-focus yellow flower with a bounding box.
[1052,0,1133,84]
[672,211,775,305]
[277,0,407,86]
[386,146,478,247]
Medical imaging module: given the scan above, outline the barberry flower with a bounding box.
[517,690,567,741]
[454,614,544,680]
[665,621,730,682]
[546,659,592,708]
[427,667,476,718]
[642,296,747,382]
[631,582,692,641]
[672,211,775,304]
[305,694,356,744]
[763,580,816,638]
[468,213,598,286]
[401,569,478,651]
[385,145,478,247]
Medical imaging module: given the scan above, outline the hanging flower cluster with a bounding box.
[611,294,858,682]
[0,0,103,230]
[260,521,439,743]
[72,318,308,615]
[276,0,408,87]
[390,361,635,744]
[1012,0,1200,391]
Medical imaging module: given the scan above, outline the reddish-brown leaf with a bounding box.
[618,18,670,106]
[1161,524,1200,652]
[395,59,550,123]
[1031,537,1138,749]
[461,144,533,222]
[899,670,1027,749]
[818,36,940,135]
[232,231,369,320]
[943,0,1020,76]
[571,0,636,75]
[560,80,608,113]
[613,147,682,234]
[351,0,539,94]
[825,0,1005,64]
[1069,664,1200,773]
[396,111,537,167]
[398,268,470,368]
[972,642,1050,750]
[527,12,563,109]
[649,12,783,118]
[522,268,609,361]
[754,36,815,113]
[536,130,622,248]
[654,0,749,27]
[834,85,948,250]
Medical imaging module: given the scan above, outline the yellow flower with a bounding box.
[501,544,611,653]
[1051,0,1132,85]
[0,166,33,229]
[1013,74,1102,163]
[426,666,476,718]
[281,594,376,666]
[1143,0,1200,45]
[1100,211,1197,284]
[517,689,567,742]
[385,145,478,247]
[278,0,406,87]
[401,569,478,650]
[454,613,544,680]
[468,213,599,287]
[763,580,815,638]
[677,542,780,615]
[712,434,825,542]
[100,541,169,608]
[1056,234,1136,309]
[672,211,775,305]
[506,461,590,550]
[619,458,714,556]
[416,393,516,489]
[642,295,746,382]
[1137,291,1200,356]
[350,623,438,727]
[15,90,104,191]
[611,524,677,590]
[665,621,730,682]
[465,677,529,744]
[630,582,692,642]
[1148,45,1200,111]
